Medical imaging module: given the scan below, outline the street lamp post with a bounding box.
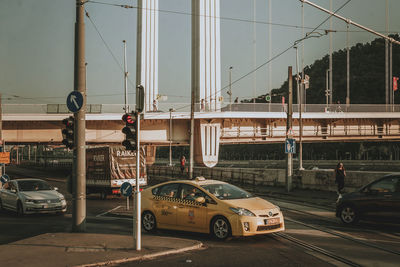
[228,66,233,111]
[169,108,175,166]
[293,31,329,171]
[295,46,304,171]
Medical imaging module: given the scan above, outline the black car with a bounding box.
[336,174,400,224]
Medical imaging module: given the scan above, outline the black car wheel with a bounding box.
[16,201,24,216]
[340,205,359,224]
[211,216,231,240]
[142,211,157,232]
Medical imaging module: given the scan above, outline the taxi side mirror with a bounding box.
[10,189,17,193]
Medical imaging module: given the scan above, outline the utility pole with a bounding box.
[286,67,293,192]
[385,0,389,108]
[253,0,257,104]
[390,41,393,110]
[189,81,195,179]
[123,40,129,113]
[135,111,141,251]
[0,93,3,176]
[295,47,303,170]
[229,66,233,111]
[169,108,174,166]
[329,0,333,105]
[346,23,350,107]
[268,0,272,112]
[73,0,86,232]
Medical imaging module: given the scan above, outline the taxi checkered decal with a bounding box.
[153,196,202,206]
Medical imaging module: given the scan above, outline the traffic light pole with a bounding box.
[73,0,86,232]
[286,67,293,193]
[135,112,141,251]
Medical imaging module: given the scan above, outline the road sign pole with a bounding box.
[135,112,141,251]
[286,66,293,192]
[73,0,86,232]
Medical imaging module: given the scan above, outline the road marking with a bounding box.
[95,206,122,217]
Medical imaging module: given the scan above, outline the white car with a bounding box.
[0,178,67,215]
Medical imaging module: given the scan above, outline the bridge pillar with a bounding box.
[192,0,222,112]
[136,0,159,112]
[192,0,222,167]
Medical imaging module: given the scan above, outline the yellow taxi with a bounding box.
[141,177,284,240]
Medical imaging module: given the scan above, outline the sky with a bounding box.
[1,0,400,107]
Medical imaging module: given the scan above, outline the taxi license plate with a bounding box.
[264,218,280,225]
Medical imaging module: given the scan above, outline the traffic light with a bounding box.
[62,116,74,149]
[122,112,137,151]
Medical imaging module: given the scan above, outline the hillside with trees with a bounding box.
[248,34,400,104]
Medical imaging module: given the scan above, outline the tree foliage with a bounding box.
[261,35,400,104]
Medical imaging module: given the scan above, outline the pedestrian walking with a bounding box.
[153,100,158,111]
[335,162,346,195]
[180,155,186,175]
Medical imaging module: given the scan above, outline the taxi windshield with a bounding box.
[201,183,253,200]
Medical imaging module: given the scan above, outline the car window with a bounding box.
[201,183,253,200]
[369,177,397,193]
[157,183,179,198]
[180,184,204,201]
[17,180,52,192]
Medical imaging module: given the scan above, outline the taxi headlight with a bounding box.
[25,198,34,203]
[59,195,65,201]
[230,207,256,217]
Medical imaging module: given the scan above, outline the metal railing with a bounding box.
[2,103,400,114]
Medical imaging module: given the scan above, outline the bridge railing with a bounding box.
[3,103,400,114]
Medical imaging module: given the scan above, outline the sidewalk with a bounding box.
[0,233,202,267]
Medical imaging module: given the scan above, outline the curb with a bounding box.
[74,242,204,267]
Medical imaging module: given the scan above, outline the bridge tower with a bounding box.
[192,0,221,167]
[136,0,159,112]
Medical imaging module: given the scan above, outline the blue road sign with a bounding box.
[120,182,133,197]
[285,138,296,154]
[1,174,10,185]
[66,91,83,113]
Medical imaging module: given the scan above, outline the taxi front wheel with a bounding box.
[211,216,231,240]
[142,211,157,232]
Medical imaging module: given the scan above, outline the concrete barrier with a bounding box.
[147,165,392,193]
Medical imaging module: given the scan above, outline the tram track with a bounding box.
[272,232,362,267]
[269,199,400,266]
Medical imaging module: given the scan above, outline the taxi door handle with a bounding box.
[178,205,185,208]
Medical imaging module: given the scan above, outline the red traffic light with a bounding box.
[122,113,136,124]
[62,116,74,127]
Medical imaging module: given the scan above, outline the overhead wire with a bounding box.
[86,0,397,34]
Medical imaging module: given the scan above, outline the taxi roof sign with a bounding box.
[195,176,206,182]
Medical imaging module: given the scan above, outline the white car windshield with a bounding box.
[201,183,253,200]
[18,180,52,192]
